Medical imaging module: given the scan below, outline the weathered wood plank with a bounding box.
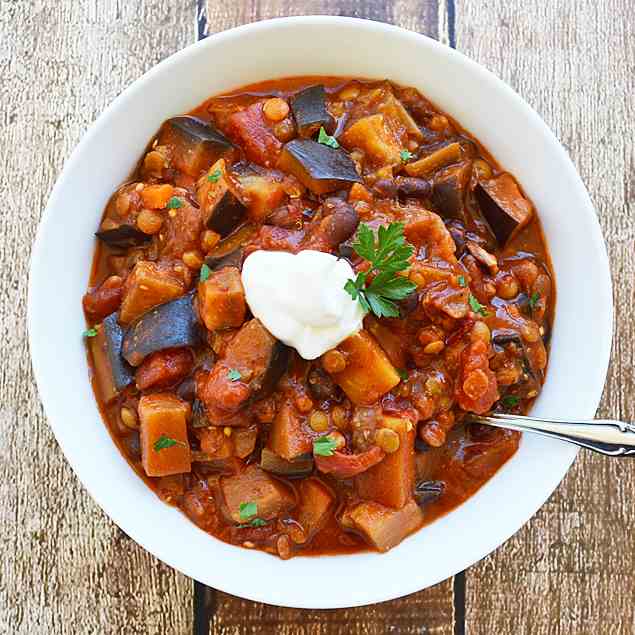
[455,1,635,633]
[202,0,454,631]
[0,2,196,633]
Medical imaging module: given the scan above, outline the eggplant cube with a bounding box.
[158,115,233,177]
[290,85,334,137]
[277,139,361,195]
[89,313,134,402]
[122,294,200,366]
[295,478,335,542]
[198,266,246,332]
[475,173,534,245]
[340,499,423,552]
[267,401,312,461]
[197,159,247,237]
[221,464,294,524]
[326,330,400,406]
[119,261,187,325]
[139,393,191,477]
[431,162,472,221]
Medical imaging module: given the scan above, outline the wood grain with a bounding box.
[201,0,454,631]
[0,2,196,633]
[455,2,635,634]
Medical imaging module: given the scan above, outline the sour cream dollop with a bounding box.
[241,250,366,360]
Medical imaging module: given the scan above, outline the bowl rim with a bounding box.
[28,15,613,608]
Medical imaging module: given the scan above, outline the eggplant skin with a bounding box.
[102,313,135,391]
[122,294,201,366]
[206,190,247,237]
[290,85,334,137]
[284,139,361,185]
[164,116,233,151]
[95,225,150,249]
[254,340,291,400]
[260,447,313,477]
[204,247,244,272]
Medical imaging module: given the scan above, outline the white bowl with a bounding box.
[28,16,612,608]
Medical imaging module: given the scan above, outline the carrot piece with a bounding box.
[140,183,175,209]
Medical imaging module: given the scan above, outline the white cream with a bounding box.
[241,250,366,360]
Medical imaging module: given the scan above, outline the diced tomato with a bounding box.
[315,446,385,479]
[135,348,194,390]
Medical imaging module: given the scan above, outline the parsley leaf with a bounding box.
[83,328,98,338]
[207,169,222,183]
[397,368,409,382]
[502,395,520,408]
[250,518,267,527]
[400,149,414,162]
[313,436,338,457]
[344,222,417,318]
[468,294,488,317]
[528,291,540,311]
[458,275,467,287]
[239,502,257,521]
[153,435,185,452]
[317,127,339,149]
[227,368,242,382]
[200,263,211,282]
[166,196,182,209]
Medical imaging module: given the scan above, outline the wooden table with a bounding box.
[4,1,633,632]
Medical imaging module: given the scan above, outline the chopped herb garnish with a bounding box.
[528,291,540,311]
[313,435,338,457]
[458,275,467,287]
[83,328,98,338]
[400,149,414,162]
[239,501,258,522]
[227,368,242,382]
[468,294,488,317]
[166,196,182,209]
[317,126,339,149]
[502,395,520,408]
[206,169,222,183]
[344,222,417,318]
[200,263,211,282]
[153,435,185,451]
[250,518,267,527]
[397,368,409,382]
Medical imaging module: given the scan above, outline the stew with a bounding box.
[83,77,554,558]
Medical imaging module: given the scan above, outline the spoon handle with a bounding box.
[469,413,635,457]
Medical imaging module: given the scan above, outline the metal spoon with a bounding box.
[468,413,635,456]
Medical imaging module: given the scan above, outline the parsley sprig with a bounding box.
[344,222,417,318]
[317,127,339,149]
[238,502,267,527]
[153,435,186,452]
[313,436,338,457]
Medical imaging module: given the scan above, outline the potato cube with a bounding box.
[198,266,246,331]
[139,393,191,477]
[327,330,400,405]
[341,114,402,166]
[356,417,415,509]
[119,261,186,325]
